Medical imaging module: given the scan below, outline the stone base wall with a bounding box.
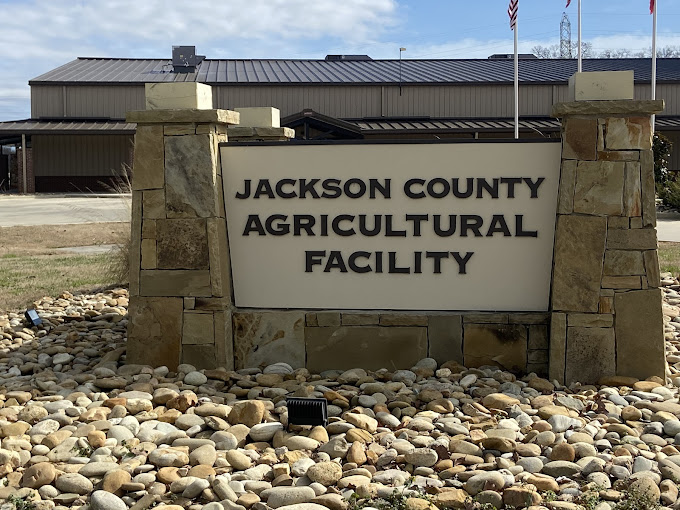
[550,100,666,385]
[17,148,34,193]
[231,310,549,376]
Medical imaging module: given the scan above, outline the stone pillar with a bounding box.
[228,107,295,142]
[125,83,239,371]
[550,80,665,384]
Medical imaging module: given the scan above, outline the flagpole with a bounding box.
[514,18,519,139]
[652,0,657,132]
[577,0,582,72]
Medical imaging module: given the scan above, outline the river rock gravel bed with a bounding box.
[1,280,680,510]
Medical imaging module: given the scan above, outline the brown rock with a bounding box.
[157,467,181,484]
[435,488,468,509]
[228,400,265,427]
[21,462,56,489]
[482,393,520,410]
[102,470,131,495]
[551,443,576,462]
[503,487,542,509]
[166,391,198,412]
[346,442,367,465]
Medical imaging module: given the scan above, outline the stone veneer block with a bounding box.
[549,313,566,383]
[463,324,527,372]
[380,314,428,326]
[606,228,657,250]
[316,312,341,327]
[194,297,231,310]
[599,296,614,314]
[428,315,463,364]
[603,250,645,276]
[142,189,165,219]
[214,311,234,370]
[528,350,549,364]
[342,314,380,326]
[207,218,232,299]
[140,270,211,297]
[128,191,142,297]
[164,124,196,136]
[145,83,213,110]
[127,297,182,370]
[567,314,614,328]
[233,312,305,370]
[557,160,577,214]
[644,250,661,288]
[608,216,629,229]
[605,117,652,150]
[156,219,209,270]
[528,325,549,350]
[141,220,156,239]
[623,162,642,217]
[597,151,639,162]
[462,313,508,324]
[306,326,427,372]
[306,313,319,327]
[164,134,218,218]
[140,239,156,270]
[631,217,643,229]
[508,313,550,325]
[132,125,164,190]
[182,345,218,370]
[640,150,657,227]
[127,109,240,125]
[562,118,597,160]
[565,327,616,384]
[573,161,624,216]
[615,289,665,379]
[568,71,634,101]
[234,107,281,128]
[552,215,607,312]
[552,100,664,118]
[182,312,215,345]
[601,276,642,289]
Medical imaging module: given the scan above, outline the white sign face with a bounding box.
[221,142,561,311]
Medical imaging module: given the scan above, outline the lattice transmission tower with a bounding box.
[560,12,572,58]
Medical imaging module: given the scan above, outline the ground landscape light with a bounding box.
[24,309,42,327]
[286,397,328,427]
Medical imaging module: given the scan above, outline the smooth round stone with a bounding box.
[249,422,284,442]
[465,472,506,496]
[108,425,134,442]
[542,461,581,477]
[358,395,378,408]
[55,473,93,495]
[264,363,294,375]
[664,420,680,437]
[404,448,438,467]
[633,456,654,473]
[90,490,127,510]
[184,371,208,386]
[261,486,317,508]
[517,457,544,473]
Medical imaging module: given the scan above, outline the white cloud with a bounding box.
[0,0,398,120]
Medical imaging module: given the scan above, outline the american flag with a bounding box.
[508,0,518,30]
[566,0,571,6]
[650,0,655,14]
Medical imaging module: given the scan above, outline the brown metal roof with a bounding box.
[0,119,136,135]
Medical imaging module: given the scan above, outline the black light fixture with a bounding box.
[24,309,42,327]
[286,397,328,427]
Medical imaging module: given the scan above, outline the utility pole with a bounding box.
[399,47,406,96]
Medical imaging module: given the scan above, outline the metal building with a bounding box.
[1,54,680,192]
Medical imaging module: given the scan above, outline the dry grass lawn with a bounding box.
[659,241,680,276]
[0,223,129,312]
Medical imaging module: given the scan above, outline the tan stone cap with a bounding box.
[126,109,240,125]
[552,99,665,118]
[227,126,295,138]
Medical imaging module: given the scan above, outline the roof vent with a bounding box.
[488,53,538,60]
[324,55,372,61]
[172,46,205,73]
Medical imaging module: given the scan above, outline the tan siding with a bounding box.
[33,134,133,177]
[65,85,145,118]
[31,86,64,118]
[213,85,382,118]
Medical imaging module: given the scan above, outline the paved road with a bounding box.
[0,195,130,227]
[3,194,680,243]
[658,211,680,243]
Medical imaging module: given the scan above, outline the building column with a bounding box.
[125,83,239,371]
[549,89,665,384]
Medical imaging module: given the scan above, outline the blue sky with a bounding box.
[0,0,677,121]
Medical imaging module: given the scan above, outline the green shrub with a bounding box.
[654,132,673,187]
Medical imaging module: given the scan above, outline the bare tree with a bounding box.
[532,44,680,59]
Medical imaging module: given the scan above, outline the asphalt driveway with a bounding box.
[0,194,130,227]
